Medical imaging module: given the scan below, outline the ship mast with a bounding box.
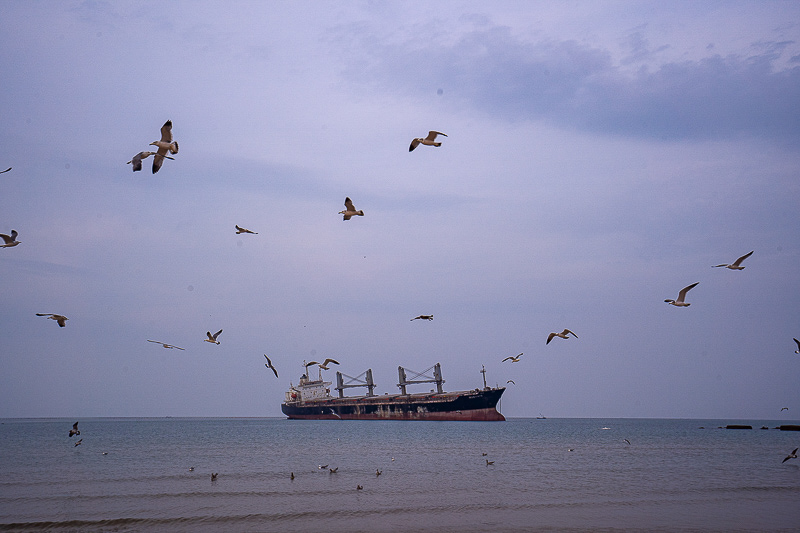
[480,365,488,389]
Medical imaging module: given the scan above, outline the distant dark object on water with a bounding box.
[779,425,800,431]
[725,425,752,430]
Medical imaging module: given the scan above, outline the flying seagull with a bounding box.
[147,340,185,350]
[782,448,798,463]
[411,315,434,321]
[794,338,799,354]
[74,439,83,447]
[713,250,753,270]
[36,313,68,327]
[0,167,11,174]
[486,459,494,466]
[127,151,174,172]
[547,329,578,345]
[235,225,258,234]
[665,282,699,307]
[204,329,223,344]
[781,407,789,411]
[149,120,179,173]
[409,131,447,152]
[376,469,382,476]
[69,421,80,437]
[318,358,340,370]
[339,197,364,220]
[506,380,516,385]
[264,354,279,378]
[502,353,524,363]
[1,230,20,248]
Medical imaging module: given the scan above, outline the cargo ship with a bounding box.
[281,362,505,421]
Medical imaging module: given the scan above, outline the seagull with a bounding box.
[794,338,799,354]
[204,329,223,344]
[69,421,80,437]
[339,197,364,220]
[547,329,578,344]
[235,225,258,235]
[211,473,218,481]
[376,469,382,476]
[1,230,20,248]
[712,250,753,270]
[664,282,699,307]
[502,353,524,363]
[147,340,185,350]
[485,459,494,466]
[357,484,363,490]
[623,439,631,445]
[189,467,195,471]
[318,358,340,370]
[127,151,174,172]
[409,131,447,152]
[782,448,798,463]
[36,313,68,327]
[264,355,279,378]
[781,407,789,411]
[290,472,295,480]
[149,120,179,174]
[330,408,342,419]
[74,439,83,447]
[411,315,434,321]
[0,167,11,173]
[319,464,329,469]
[506,380,516,385]
[329,467,338,473]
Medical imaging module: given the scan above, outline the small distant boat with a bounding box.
[536,413,547,419]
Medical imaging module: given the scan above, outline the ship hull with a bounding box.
[281,387,505,421]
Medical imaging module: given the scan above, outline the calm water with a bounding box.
[1,418,799,532]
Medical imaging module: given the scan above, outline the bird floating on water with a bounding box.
[664,282,699,307]
[376,469,382,476]
[547,329,578,345]
[69,421,80,437]
[339,197,364,220]
[411,315,434,321]
[147,340,185,350]
[782,448,798,463]
[290,472,295,480]
[36,313,68,327]
[409,131,447,152]
[235,225,258,235]
[712,250,753,270]
[211,473,218,481]
[1,230,20,248]
[204,329,223,344]
[127,151,174,172]
[149,120,179,174]
[264,354,279,378]
[502,353,524,363]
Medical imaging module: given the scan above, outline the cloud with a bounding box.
[341,23,800,141]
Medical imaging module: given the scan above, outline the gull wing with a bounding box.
[546,332,557,344]
[1,233,14,244]
[160,120,173,143]
[152,149,167,174]
[322,358,340,366]
[344,197,356,211]
[425,131,446,141]
[409,138,420,152]
[129,152,144,172]
[732,250,754,266]
[677,282,699,302]
[212,329,223,340]
[794,338,800,349]
[564,329,578,338]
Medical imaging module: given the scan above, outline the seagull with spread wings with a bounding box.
[127,151,174,172]
[339,197,364,220]
[149,120,179,173]
[235,225,258,234]
[36,313,68,327]
[411,315,434,321]
[147,340,185,350]
[409,131,447,152]
[204,329,223,344]
[713,250,753,270]
[1,229,20,248]
[665,282,699,307]
[502,353,524,363]
[264,355,279,378]
[69,421,80,437]
[547,329,578,345]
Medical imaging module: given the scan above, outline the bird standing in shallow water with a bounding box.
[339,197,364,220]
[664,282,699,307]
[409,131,447,152]
[150,120,179,174]
[712,250,753,270]
[547,329,578,344]
[204,329,223,344]
[36,313,69,327]
[1,230,20,248]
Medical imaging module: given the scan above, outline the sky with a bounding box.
[1,1,799,419]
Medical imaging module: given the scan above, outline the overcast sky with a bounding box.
[1,1,798,419]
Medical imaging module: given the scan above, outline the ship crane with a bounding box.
[397,363,444,395]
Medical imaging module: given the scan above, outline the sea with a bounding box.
[1,417,799,532]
